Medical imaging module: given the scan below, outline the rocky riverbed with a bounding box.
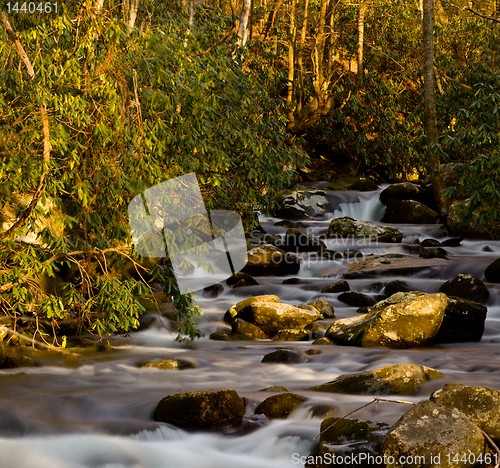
[0,180,500,468]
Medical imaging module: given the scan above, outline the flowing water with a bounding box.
[1,186,500,468]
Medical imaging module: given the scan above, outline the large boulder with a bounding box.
[255,393,307,419]
[231,319,269,339]
[430,383,500,440]
[275,189,338,220]
[380,182,421,205]
[242,244,300,276]
[307,298,335,319]
[283,229,326,253]
[321,280,350,293]
[224,295,280,323]
[326,292,447,348]
[485,257,500,283]
[439,273,489,304]
[447,199,500,240]
[338,291,377,307]
[240,302,321,336]
[386,199,439,224]
[272,329,309,341]
[324,217,403,243]
[306,417,389,468]
[309,363,442,395]
[153,388,245,430]
[382,400,485,468]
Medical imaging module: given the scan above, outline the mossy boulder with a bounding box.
[382,400,485,468]
[226,272,259,287]
[231,319,269,339]
[255,393,307,419]
[430,383,500,440]
[272,329,309,341]
[380,182,421,205]
[261,349,304,364]
[306,417,389,468]
[309,363,442,395]
[325,217,403,243]
[260,386,289,392]
[242,244,301,276]
[153,388,245,430]
[307,298,335,319]
[275,189,338,219]
[447,199,500,240]
[439,273,489,304]
[0,355,36,369]
[224,295,280,323]
[386,199,439,224]
[143,358,196,370]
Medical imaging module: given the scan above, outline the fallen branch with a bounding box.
[442,1,500,23]
[189,25,238,59]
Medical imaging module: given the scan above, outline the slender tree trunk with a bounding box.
[297,0,310,112]
[357,1,368,89]
[238,0,252,46]
[423,0,440,175]
[287,0,297,116]
[123,0,140,29]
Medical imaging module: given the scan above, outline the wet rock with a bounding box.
[260,386,289,392]
[419,246,448,259]
[203,283,224,298]
[298,303,321,315]
[338,291,377,307]
[485,257,500,283]
[274,220,307,228]
[261,349,304,364]
[386,199,439,224]
[209,332,234,341]
[242,244,300,276]
[380,182,421,205]
[282,277,306,284]
[143,358,196,370]
[226,272,259,287]
[275,189,338,220]
[208,414,269,436]
[321,280,350,293]
[242,302,321,336]
[224,295,281,323]
[448,199,500,240]
[439,273,489,304]
[0,356,36,368]
[309,363,442,395]
[325,217,403,243]
[153,388,245,430]
[430,383,500,440]
[429,164,460,217]
[420,238,442,247]
[312,337,333,345]
[441,236,463,247]
[326,293,447,348]
[255,393,307,419]
[383,280,410,297]
[348,177,380,191]
[231,319,269,339]
[382,400,485,467]
[307,298,335,319]
[272,329,309,341]
[306,417,389,468]
[283,229,326,253]
[435,297,487,344]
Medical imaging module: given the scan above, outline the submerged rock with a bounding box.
[430,383,500,440]
[261,349,304,364]
[255,393,307,419]
[143,358,196,370]
[382,400,485,467]
[153,388,245,430]
[309,363,442,395]
[306,417,389,468]
[260,386,289,392]
[242,244,300,276]
[325,217,403,243]
[208,414,269,436]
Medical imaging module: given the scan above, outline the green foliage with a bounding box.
[0,3,306,343]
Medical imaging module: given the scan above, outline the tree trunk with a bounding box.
[297,0,310,112]
[238,0,252,46]
[287,0,297,124]
[123,0,140,29]
[357,1,368,89]
[423,0,440,175]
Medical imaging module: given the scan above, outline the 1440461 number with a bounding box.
[5,2,58,13]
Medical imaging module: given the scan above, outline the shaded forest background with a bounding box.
[0,0,499,344]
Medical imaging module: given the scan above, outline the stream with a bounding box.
[1,185,500,468]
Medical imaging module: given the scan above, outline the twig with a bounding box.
[0,327,78,356]
[314,397,415,440]
[478,428,500,468]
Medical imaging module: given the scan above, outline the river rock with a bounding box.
[435,297,487,343]
[255,393,307,419]
[242,244,300,276]
[419,246,448,259]
[430,383,500,440]
[485,257,500,283]
[283,229,326,253]
[0,356,36,369]
[226,272,259,287]
[307,298,335,319]
[208,414,269,436]
[382,400,485,467]
[312,337,333,345]
[224,295,280,323]
[439,273,489,304]
[260,386,289,392]
[309,363,442,395]
[306,417,389,468]
[153,388,245,430]
[275,189,338,219]
[231,319,269,339]
[448,199,500,240]
[386,199,439,224]
[321,280,350,293]
[272,329,309,341]
[326,292,447,348]
[338,291,377,307]
[261,349,304,364]
[324,217,403,243]
[348,177,380,191]
[143,358,196,370]
[384,280,410,297]
[380,182,421,205]
[240,302,321,336]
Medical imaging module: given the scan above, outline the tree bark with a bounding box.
[238,0,252,46]
[423,0,440,175]
[297,0,310,112]
[357,1,369,89]
[287,0,297,123]
[123,0,140,29]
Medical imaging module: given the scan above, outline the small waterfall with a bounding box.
[332,191,386,222]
